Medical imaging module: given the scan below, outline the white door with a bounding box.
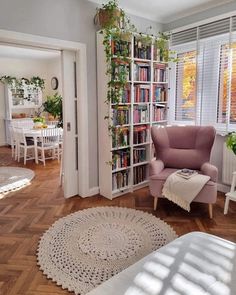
[61,50,79,198]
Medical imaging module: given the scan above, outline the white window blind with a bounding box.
[170,16,236,132]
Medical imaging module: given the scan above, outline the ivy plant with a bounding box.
[226,132,236,155]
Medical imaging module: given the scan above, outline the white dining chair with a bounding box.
[9,125,17,158]
[37,128,60,166]
[14,127,35,165]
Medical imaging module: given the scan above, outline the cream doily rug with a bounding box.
[0,167,35,196]
[37,207,177,295]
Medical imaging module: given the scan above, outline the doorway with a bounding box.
[0,29,90,198]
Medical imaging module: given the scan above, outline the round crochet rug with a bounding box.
[37,207,177,295]
[0,167,35,196]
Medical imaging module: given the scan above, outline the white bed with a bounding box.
[88,232,236,295]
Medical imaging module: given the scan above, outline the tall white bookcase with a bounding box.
[97,32,169,200]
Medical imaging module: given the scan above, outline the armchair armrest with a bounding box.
[149,160,164,177]
[201,162,218,182]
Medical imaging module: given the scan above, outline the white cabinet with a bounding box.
[4,85,42,145]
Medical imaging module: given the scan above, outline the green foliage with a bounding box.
[43,93,63,127]
[226,132,236,155]
[33,116,45,123]
[0,75,45,90]
[154,32,178,62]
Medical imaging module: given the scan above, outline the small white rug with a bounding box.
[37,206,177,295]
[0,167,35,196]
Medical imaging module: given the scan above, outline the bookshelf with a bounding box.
[97,32,169,199]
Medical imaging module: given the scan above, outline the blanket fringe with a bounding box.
[162,188,190,212]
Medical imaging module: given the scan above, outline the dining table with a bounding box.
[23,126,63,164]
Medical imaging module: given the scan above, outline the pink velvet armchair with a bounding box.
[149,126,218,218]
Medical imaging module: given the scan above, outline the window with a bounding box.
[218,43,236,124]
[175,51,197,121]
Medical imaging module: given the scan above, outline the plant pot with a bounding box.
[95,8,122,29]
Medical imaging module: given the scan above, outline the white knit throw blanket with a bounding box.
[162,171,210,211]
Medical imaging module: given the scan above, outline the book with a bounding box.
[177,169,198,179]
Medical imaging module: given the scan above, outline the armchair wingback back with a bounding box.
[151,126,216,170]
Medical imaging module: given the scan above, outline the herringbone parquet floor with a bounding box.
[0,146,236,295]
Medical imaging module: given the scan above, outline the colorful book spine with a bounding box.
[112,150,130,170]
[134,85,150,102]
[133,165,146,185]
[153,65,167,82]
[133,105,149,124]
[133,37,151,60]
[111,40,131,57]
[112,171,129,190]
[133,147,146,164]
[133,125,148,144]
[153,85,167,102]
[153,106,166,122]
[112,106,130,125]
[133,62,150,81]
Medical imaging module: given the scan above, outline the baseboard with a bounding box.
[217,183,230,193]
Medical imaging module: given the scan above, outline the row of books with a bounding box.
[111,40,131,57]
[134,85,150,102]
[153,66,167,82]
[133,105,149,124]
[133,147,146,164]
[133,125,148,144]
[133,165,146,185]
[133,63,151,81]
[111,87,131,104]
[112,171,129,191]
[153,86,167,102]
[153,106,166,122]
[134,37,151,60]
[112,127,129,148]
[112,107,130,125]
[112,150,130,170]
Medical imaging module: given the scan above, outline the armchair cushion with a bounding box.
[201,162,218,182]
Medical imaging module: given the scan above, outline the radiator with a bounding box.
[222,143,236,185]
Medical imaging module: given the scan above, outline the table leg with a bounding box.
[34,136,38,164]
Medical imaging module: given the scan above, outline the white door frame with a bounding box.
[0,29,90,197]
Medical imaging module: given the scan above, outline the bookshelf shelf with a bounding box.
[133,161,149,167]
[97,32,169,199]
[112,166,131,173]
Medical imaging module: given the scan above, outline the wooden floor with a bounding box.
[0,146,236,295]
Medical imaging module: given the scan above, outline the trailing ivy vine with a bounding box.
[0,75,45,90]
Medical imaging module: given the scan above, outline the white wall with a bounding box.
[0,55,62,145]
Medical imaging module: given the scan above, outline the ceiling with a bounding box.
[0,45,60,60]
[89,0,234,23]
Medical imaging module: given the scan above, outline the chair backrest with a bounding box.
[13,127,27,146]
[151,126,216,170]
[40,128,60,146]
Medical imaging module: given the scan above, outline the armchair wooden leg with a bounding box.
[154,197,158,211]
[208,204,213,219]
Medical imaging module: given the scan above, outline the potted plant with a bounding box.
[94,0,123,29]
[43,93,63,127]
[226,132,236,155]
[33,116,45,128]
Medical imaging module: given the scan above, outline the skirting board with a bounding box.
[88,184,229,198]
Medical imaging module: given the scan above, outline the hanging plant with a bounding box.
[154,32,178,62]
[226,132,236,155]
[30,76,45,90]
[0,75,18,87]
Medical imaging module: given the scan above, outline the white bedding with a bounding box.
[87,232,236,295]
